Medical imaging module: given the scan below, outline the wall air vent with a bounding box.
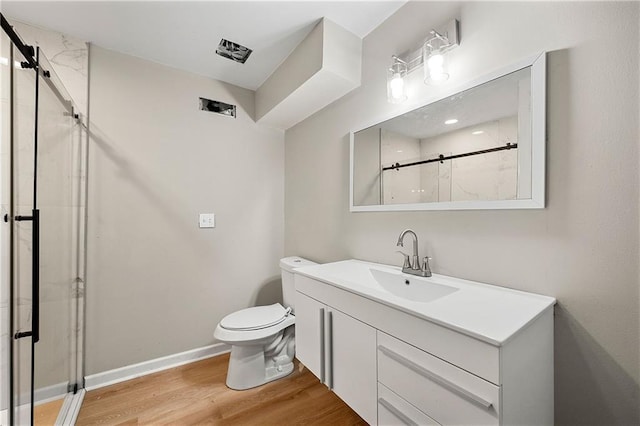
[199,97,236,118]
[216,39,253,64]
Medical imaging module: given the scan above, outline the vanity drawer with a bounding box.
[378,383,440,426]
[377,332,500,426]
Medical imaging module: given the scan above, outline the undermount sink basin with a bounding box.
[369,268,458,303]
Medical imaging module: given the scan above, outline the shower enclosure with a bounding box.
[1,15,87,425]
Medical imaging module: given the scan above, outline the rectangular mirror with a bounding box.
[350,52,546,211]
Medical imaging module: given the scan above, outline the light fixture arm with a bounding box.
[427,29,450,46]
[389,55,407,72]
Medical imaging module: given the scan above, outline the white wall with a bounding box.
[285,1,639,424]
[87,46,285,374]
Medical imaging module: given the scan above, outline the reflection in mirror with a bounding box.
[351,53,545,211]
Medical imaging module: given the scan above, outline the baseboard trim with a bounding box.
[35,382,69,405]
[14,381,68,406]
[84,343,230,391]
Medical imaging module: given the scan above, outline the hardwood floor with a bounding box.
[34,398,64,425]
[76,354,367,425]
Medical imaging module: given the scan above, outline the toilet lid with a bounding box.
[220,303,289,331]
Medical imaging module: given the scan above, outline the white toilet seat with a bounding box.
[220,303,291,331]
[214,303,295,344]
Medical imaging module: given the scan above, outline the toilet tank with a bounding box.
[280,256,316,314]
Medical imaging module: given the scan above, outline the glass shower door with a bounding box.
[1,19,86,424]
[8,37,40,426]
[32,51,79,423]
[1,25,14,425]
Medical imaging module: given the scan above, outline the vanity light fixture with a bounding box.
[444,118,458,125]
[386,19,459,103]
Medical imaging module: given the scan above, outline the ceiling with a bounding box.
[2,1,406,90]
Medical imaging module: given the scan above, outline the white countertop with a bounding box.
[294,259,556,346]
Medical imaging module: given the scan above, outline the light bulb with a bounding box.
[424,47,449,85]
[389,73,404,100]
[387,57,407,103]
[427,53,444,69]
[428,53,447,82]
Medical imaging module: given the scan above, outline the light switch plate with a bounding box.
[199,213,215,228]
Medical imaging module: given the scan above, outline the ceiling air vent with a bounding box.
[216,39,252,64]
[199,97,236,118]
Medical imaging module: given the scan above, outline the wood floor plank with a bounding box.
[34,398,64,426]
[76,354,367,425]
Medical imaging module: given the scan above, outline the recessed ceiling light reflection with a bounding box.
[444,119,458,125]
[472,130,484,135]
[0,58,23,68]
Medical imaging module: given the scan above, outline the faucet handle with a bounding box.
[395,250,411,269]
[422,256,432,277]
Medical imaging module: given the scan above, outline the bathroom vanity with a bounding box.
[294,259,555,425]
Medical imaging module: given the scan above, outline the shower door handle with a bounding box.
[32,209,39,343]
[13,209,39,343]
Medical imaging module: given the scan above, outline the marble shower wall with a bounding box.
[377,116,517,206]
[419,116,519,202]
[380,129,421,204]
[10,20,88,119]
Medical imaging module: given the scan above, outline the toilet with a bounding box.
[213,256,316,390]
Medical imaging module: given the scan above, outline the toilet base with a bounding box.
[225,327,295,390]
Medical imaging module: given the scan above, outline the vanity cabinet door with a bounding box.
[294,291,326,382]
[329,309,377,425]
[295,290,377,424]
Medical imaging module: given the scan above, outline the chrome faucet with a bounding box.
[396,229,432,277]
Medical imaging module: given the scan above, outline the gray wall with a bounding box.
[285,2,639,424]
[87,46,285,374]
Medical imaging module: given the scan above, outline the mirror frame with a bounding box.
[350,52,546,212]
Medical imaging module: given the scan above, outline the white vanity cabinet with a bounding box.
[295,291,377,424]
[294,260,556,426]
